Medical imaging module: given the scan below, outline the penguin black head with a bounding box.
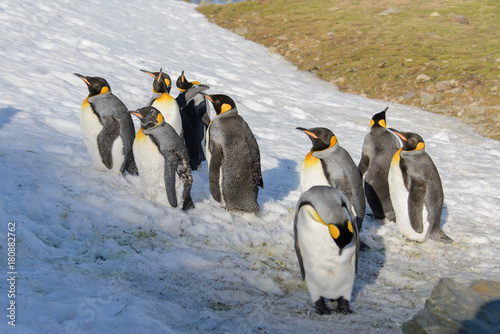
[205,94,236,115]
[141,68,172,94]
[297,127,337,151]
[74,73,111,97]
[370,107,389,128]
[306,202,355,251]
[390,129,425,152]
[176,70,202,92]
[131,106,164,130]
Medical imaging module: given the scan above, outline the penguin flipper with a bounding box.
[339,194,360,275]
[180,111,202,170]
[208,143,223,203]
[164,154,178,208]
[175,151,194,211]
[201,112,211,127]
[408,180,426,234]
[97,115,120,170]
[358,152,370,176]
[293,203,306,280]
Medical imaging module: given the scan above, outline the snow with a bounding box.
[1,0,499,333]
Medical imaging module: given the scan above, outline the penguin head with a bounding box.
[141,68,172,94]
[306,202,355,251]
[205,94,236,115]
[131,106,164,130]
[176,70,202,92]
[390,129,425,152]
[370,107,389,129]
[74,73,111,97]
[296,127,338,151]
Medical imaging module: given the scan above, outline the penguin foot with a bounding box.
[182,196,195,211]
[335,297,352,315]
[430,231,453,243]
[314,298,331,315]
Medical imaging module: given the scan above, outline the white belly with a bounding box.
[81,104,107,171]
[296,205,356,302]
[152,96,183,138]
[388,162,430,242]
[299,156,329,193]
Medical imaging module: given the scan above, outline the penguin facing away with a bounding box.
[131,106,194,211]
[74,73,136,174]
[297,127,365,231]
[205,94,263,212]
[176,70,211,170]
[358,107,400,221]
[141,68,183,138]
[388,129,452,243]
[294,186,359,315]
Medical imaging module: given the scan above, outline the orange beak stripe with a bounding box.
[131,112,142,118]
[394,131,407,141]
[302,130,318,139]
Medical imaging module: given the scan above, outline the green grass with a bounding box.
[198,0,500,140]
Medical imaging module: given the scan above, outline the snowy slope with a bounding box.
[0,0,499,333]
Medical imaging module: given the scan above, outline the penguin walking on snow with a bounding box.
[74,73,136,174]
[388,129,452,243]
[358,108,400,221]
[141,69,183,138]
[176,71,211,170]
[131,106,194,210]
[297,127,365,231]
[294,186,359,315]
[205,94,263,212]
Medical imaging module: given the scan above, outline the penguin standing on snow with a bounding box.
[176,71,211,170]
[294,186,359,315]
[205,94,263,212]
[141,68,183,138]
[74,73,136,174]
[131,106,194,210]
[388,129,452,243]
[358,107,400,221]
[297,127,365,231]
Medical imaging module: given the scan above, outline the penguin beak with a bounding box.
[389,128,407,141]
[296,127,318,139]
[205,94,214,103]
[130,112,143,118]
[140,69,156,79]
[74,73,91,86]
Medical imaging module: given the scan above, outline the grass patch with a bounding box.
[198,0,500,140]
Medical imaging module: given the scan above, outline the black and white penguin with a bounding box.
[74,73,136,174]
[141,69,183,138]
[205,94,263,212]
[294,185,359,315]
[175,71,211,170]
[297,127,365,231]
[131,106,194,210]
[388,129,452,243]
[358,107,400,221]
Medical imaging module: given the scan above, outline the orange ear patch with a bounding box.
[221,103,232,114]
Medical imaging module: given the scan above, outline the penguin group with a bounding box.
[75,71,452,316]
[74,69,262,212]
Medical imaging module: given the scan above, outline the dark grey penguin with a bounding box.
[205,94,263,212]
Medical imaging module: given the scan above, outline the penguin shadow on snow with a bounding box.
[0,107,20,131]
[260,158,299,202]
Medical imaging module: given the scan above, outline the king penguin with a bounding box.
[141,68,183,138]
[358,107,400,221]
[388,129,452,243]
[74,73,136,174]
[175,71,211,170]
[205,94,263,212]
[297,127,365,231]
[294,185,359,315]
[131,106,194,210]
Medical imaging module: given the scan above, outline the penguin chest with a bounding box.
[388,155,430,241]
[152,94,183,137]
[133,131,169,205]
[300,153,329,192]
[80,102,106,171]
[296,206,356,302]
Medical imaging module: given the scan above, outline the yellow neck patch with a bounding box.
[313,210,340,239]
[329,136,337,148]
[157,93,174,103]
[192,81,201,85]
[392,148,403,163]
[378,119,386,128]
[413,142,425,151]
[157,113,164,124]
[164,78,170,87]
[136,128,146,141]
[220,103,232,114]
[347,220,353,233]
[100,86,109,94]
[370,119,375,127]
[83,96,90,108]
[304,151,320,168]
